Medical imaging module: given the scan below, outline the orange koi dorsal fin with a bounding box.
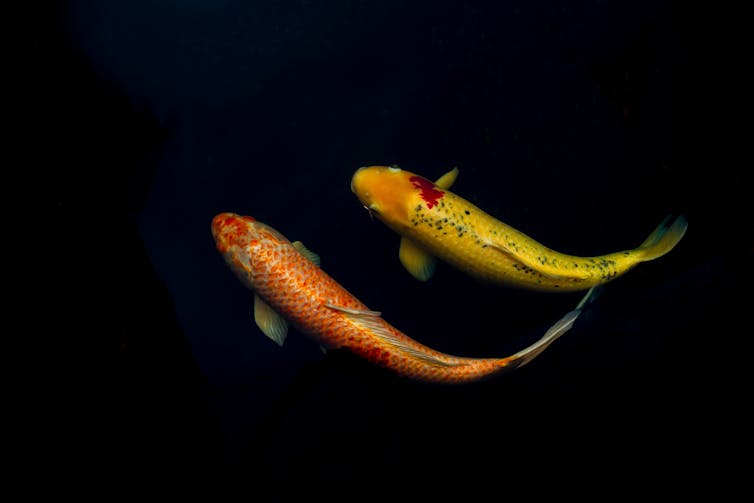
[292,241,321,266]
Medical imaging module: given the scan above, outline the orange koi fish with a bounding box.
[211,212,594,384]
[351,165,688,292]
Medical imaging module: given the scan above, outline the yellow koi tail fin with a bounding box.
[637,214,688,261]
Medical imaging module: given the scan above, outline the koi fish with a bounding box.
[350,165,688,292]
[211,212,595,384]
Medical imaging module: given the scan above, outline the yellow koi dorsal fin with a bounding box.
[292,240,321,266]
[434,167,459,189]
[325,304,457,367]
[399,238,437,281]
[254,294,288,346]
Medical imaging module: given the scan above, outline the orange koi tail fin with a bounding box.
[508,285,601,369]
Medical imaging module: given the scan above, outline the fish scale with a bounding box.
[212,212,585,384]
[351,165,688,291]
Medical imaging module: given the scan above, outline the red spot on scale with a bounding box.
[409,176,444,209]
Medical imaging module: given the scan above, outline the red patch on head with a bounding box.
[409,176,444,209]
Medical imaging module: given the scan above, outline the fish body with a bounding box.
[350,165,688,292]
[211,212,588,384]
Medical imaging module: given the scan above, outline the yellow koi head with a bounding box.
[351,165,446,229]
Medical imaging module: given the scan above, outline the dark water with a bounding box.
[34,1,745,498]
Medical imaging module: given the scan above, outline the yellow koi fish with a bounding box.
[351,165,688,292]
[212,212,595,384]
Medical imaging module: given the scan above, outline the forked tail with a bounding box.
[510,285,602,369]
[637,214,688,262]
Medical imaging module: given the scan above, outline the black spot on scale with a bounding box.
[465,210,470,215]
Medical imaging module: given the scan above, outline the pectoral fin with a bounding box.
[399,238,437,281]
[254,294,288,346]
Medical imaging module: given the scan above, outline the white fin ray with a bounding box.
[323,304,381,317]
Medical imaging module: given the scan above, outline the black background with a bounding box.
[27,1,746,499]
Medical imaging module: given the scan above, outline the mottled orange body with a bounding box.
[212,212,582,384]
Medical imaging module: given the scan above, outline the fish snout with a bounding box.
[350,166,385,204]
[211,212,257,251]
[350,166,368,195]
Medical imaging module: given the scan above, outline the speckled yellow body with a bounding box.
[351,166,688,292]
[211,212,584,383]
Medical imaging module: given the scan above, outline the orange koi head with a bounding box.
[211,212,290,285]
[351,165,445,229]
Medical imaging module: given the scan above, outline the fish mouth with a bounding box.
[211,213,229,240]
[211,212,238,239]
